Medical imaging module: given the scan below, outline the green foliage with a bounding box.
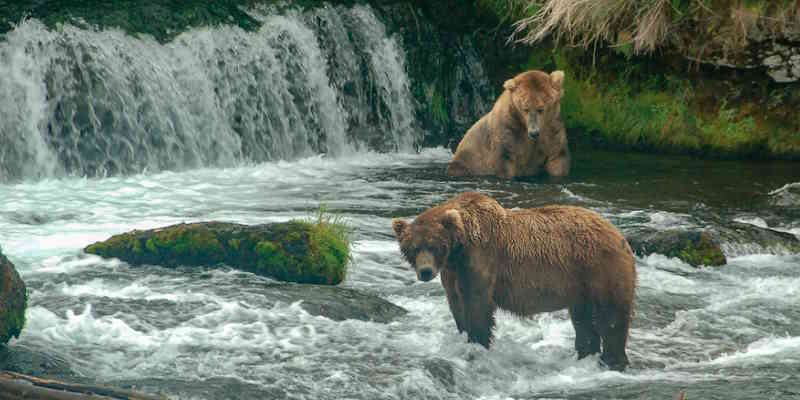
[431,89,448,125]
[476,0,538,24]
[522,42,800,158]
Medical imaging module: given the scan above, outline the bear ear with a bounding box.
[550,70,565,90]
[503,79,517,92]
[392,219,409,239]
[441,209,466,243]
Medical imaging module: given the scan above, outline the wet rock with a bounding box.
[0,247,27,344]
[626,229,726,267]
[0,344,76,381]
[716,221,800,255]
[768,183,800,208]
[626,221,800,266]
[265,283,407,323]
[84,220,350,285]
[423,358,455,389]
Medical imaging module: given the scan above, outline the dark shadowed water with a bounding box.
[1,147,799,400]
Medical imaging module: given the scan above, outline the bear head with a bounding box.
[392,208,466,282]
[503,70,565,141]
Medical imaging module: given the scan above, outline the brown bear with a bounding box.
[447,70,570,179]
[392,192,636,371]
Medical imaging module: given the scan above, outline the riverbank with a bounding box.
[479,0,800,159]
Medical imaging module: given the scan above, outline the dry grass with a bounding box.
[511,0,800,55]
[512,0,672,54]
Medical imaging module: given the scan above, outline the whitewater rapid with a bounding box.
[1,148,799,399]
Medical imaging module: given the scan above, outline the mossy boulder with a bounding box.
[0,247,27,344]
[626,221,800,267]
[85,220,350,285]
[627,230,727,267]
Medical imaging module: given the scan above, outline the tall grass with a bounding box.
[511,0,800,55]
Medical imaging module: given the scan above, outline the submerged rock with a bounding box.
[716,221,800,256]
[0,344,76,380]
[626,221,800,267]
[264,283,407,323]
[85,221,350,285]
[768,183,800,208]
[0,247,27,344]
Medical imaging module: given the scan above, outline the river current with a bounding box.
[1,147,799,400]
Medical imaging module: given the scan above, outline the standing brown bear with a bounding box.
[447,70,570,179]
[392,192,636,371]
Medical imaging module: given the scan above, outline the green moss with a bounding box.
[86,231,140,258]
[255,240,288,275]
[228,238,241,252]
[145,238,158,254]
[677,234,726,267]
[147,225,224,264]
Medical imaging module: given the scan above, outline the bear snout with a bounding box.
[415,251,437,282]
[528,129,540,140]
[418,267,435,282]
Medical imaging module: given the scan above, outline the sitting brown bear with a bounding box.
[447,70,570,179]
[392,192,636,371]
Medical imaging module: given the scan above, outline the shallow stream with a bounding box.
[1,147,799,399]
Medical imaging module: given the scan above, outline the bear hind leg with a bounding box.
[595,304,631,372]
[569,302,600,359]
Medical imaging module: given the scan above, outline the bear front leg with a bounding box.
[460,272,496,349]
[545,151,571,178]
[496,146,517,179]
[441,269,466,333]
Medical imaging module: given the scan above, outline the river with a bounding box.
[1,147,798,399]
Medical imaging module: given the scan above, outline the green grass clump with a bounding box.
[249,209,351,285]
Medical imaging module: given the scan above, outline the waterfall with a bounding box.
[0,5,420,182]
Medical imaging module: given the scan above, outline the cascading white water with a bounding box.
[0,5,420,182]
